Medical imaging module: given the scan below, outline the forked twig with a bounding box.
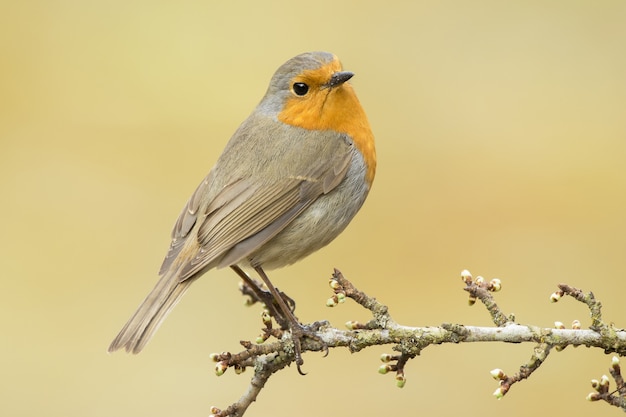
[206,269,626,416]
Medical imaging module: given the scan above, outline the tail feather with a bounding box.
[108,266,193,354]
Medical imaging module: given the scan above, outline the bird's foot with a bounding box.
[288,320,329,375]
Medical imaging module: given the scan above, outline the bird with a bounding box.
[108,51,376,372]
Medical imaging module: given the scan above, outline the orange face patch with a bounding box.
[277,59,376,186]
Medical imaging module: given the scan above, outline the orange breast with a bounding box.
[278,81,376,186]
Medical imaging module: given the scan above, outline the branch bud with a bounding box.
[600,374,610,388]
[396,374,406,388]
[586,392,600,401]
[490,368,506,380]
[329,278,341,290]
[461,269,473,283]
[378,364,391,375]
[572,320,581,330]
[261,311,272,326]
[475,276,485,285]
[612,356,620,367]
[554,321,565,329]
[345,320,361,330]
[489,278,502,292]
[549,292,561,302]
[380,353,393,363]
[326,296,338,307]
[215,361,228,376]
[493,387,504,399]
[590,379,600,390]
[468,295,477,306]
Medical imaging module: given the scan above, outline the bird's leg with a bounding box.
[253,266,328,375]
[230,265,289,329]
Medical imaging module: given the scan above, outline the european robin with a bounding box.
[108,51,376,371]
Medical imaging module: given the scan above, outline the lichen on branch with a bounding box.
[207,269,626,417]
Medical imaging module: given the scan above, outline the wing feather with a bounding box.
[164,129,354,282]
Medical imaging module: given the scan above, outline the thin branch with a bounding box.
[206,269,626,416]
[210,342,291,417]
[491,342,553,398]
[553,283,605,331]
[461,271,511,326]
[586,356,626,411]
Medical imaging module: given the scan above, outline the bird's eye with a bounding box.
[292,82,309,96]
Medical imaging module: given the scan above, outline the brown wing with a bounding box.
[160,131,354,282]
[158,171,213,275]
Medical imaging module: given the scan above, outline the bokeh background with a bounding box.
[2,1,626,416]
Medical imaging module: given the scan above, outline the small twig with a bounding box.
[586,356,626,412]
[210,347,291,417]
[551,283,626,357]
[612,357,626,397]
[328,268,392,329]
[491,343,552,398]
[553,283,604,331]
[461,270,511,326]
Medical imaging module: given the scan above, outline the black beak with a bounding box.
[325,71,354,89]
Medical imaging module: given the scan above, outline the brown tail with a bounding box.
[108,266,193,354]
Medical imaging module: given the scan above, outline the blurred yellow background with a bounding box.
[2,1,626,416]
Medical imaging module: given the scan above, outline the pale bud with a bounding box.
[329,279,341,290]
[215,361,228,376]
[600,374,610,387]
[380,353,393,363]
[586,392,600,401]
[612,356,620,367]
[490,368,506,380]
[345,320,360,330]
[396,374,406,388]
[489,278,502,292]
[550,292,561,303]
[475,276,485,285]
[461,269,473,283]
[261,311,272,325]
[572,320,582,330]
[493,387,504,399]
[554,321,565,329]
